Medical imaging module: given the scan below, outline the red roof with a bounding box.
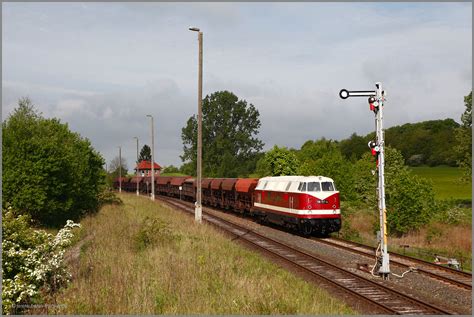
[135,160,161,170]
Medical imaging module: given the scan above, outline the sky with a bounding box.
[2,2,472,170]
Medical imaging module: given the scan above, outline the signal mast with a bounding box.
[339,82,390,280]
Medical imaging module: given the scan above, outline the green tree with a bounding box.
[162,165,180,174]
[339,133,369,161]
[138,144,152,163]
[296,139,356,201]
[181,91,264,177]
[256,145,300,177]
[455,91,472,181]
[355,147,435,236]
[2,98,106,226]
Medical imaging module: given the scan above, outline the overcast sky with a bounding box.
[2,2,472,170]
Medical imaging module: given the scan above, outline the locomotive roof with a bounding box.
[258,176,334,183]
[255,175,336,193]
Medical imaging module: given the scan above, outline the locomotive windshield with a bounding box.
[321,182,335,191]
[307,182,321,191]
[298,182,321,192]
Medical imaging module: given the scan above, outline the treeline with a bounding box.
[178,90,472,236]
[255,142,437,236]
[2,98,108,227]
[339,119,461,166]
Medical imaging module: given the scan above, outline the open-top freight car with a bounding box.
[115,175,341,236]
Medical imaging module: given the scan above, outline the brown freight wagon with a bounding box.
[221,178,238,210]
[210,178,225,207]
[129,176,143,193]
[235,178,259,213]
[182,178,196,201]
[170,176,191,199]
[156,176,172,196]
[201,178,213,205]
[140,176,152,194]
[113,177,129,191]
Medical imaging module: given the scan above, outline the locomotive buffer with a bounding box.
[340,83,390,280]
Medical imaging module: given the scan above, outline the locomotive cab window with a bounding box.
[307,182,321,192]
[285,182,292,191]
[298,182,307,192]
[321,182,335,191]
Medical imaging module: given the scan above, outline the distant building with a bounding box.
[135,160,161,177]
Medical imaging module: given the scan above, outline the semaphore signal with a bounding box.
[339,82,390,280]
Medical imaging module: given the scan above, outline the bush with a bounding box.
[384,148,436,236]
[354,147,436,236]
[2,98,106,226]
[97,188,123,206]
[134,216,180,251]
[2,207,80,314]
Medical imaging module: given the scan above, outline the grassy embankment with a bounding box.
[51,194,354,315]
[340,166,472,271]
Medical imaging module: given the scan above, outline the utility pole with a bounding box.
[118,146,122,193]
[134,136,139,196]
[146,115,155,201]
[189,26,203,223]
[340,82,390,280]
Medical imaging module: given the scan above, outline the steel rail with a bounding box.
[317,237,472,290]
[158,196,452,315]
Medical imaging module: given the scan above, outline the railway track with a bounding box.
[158,196,452,315]
[316,237,472,290]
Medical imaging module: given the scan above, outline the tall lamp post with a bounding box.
[146,115,155,201]
[118,145,122,193]
[189,26,203,223]
[133,136,139,196]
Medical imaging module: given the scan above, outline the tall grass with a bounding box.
[51,194,354,314]
[345,210,472,271]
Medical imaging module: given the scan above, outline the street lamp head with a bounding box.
[189,26,200,32]
[146,114,152,118]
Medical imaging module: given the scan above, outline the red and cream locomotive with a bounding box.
[252,176,341,235]
[114,175,341,236]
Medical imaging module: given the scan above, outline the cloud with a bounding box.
[2,2,471,169]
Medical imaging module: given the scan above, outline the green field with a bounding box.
[409,166,472,201]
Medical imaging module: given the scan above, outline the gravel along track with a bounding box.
[158,197,462,315]
[317,237,472,290]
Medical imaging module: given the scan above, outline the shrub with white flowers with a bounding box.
[2,208,80,314]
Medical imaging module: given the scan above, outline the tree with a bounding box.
[2,98,106,226]
[339,133,369,161]
[107,156,128,185]
[256,146,300,177]
[355,147,435,236]
[455,91,472,181]
[296,139,356,201]
[181,91,264,177]
[162,165,180,174]
[138,144,152,163]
